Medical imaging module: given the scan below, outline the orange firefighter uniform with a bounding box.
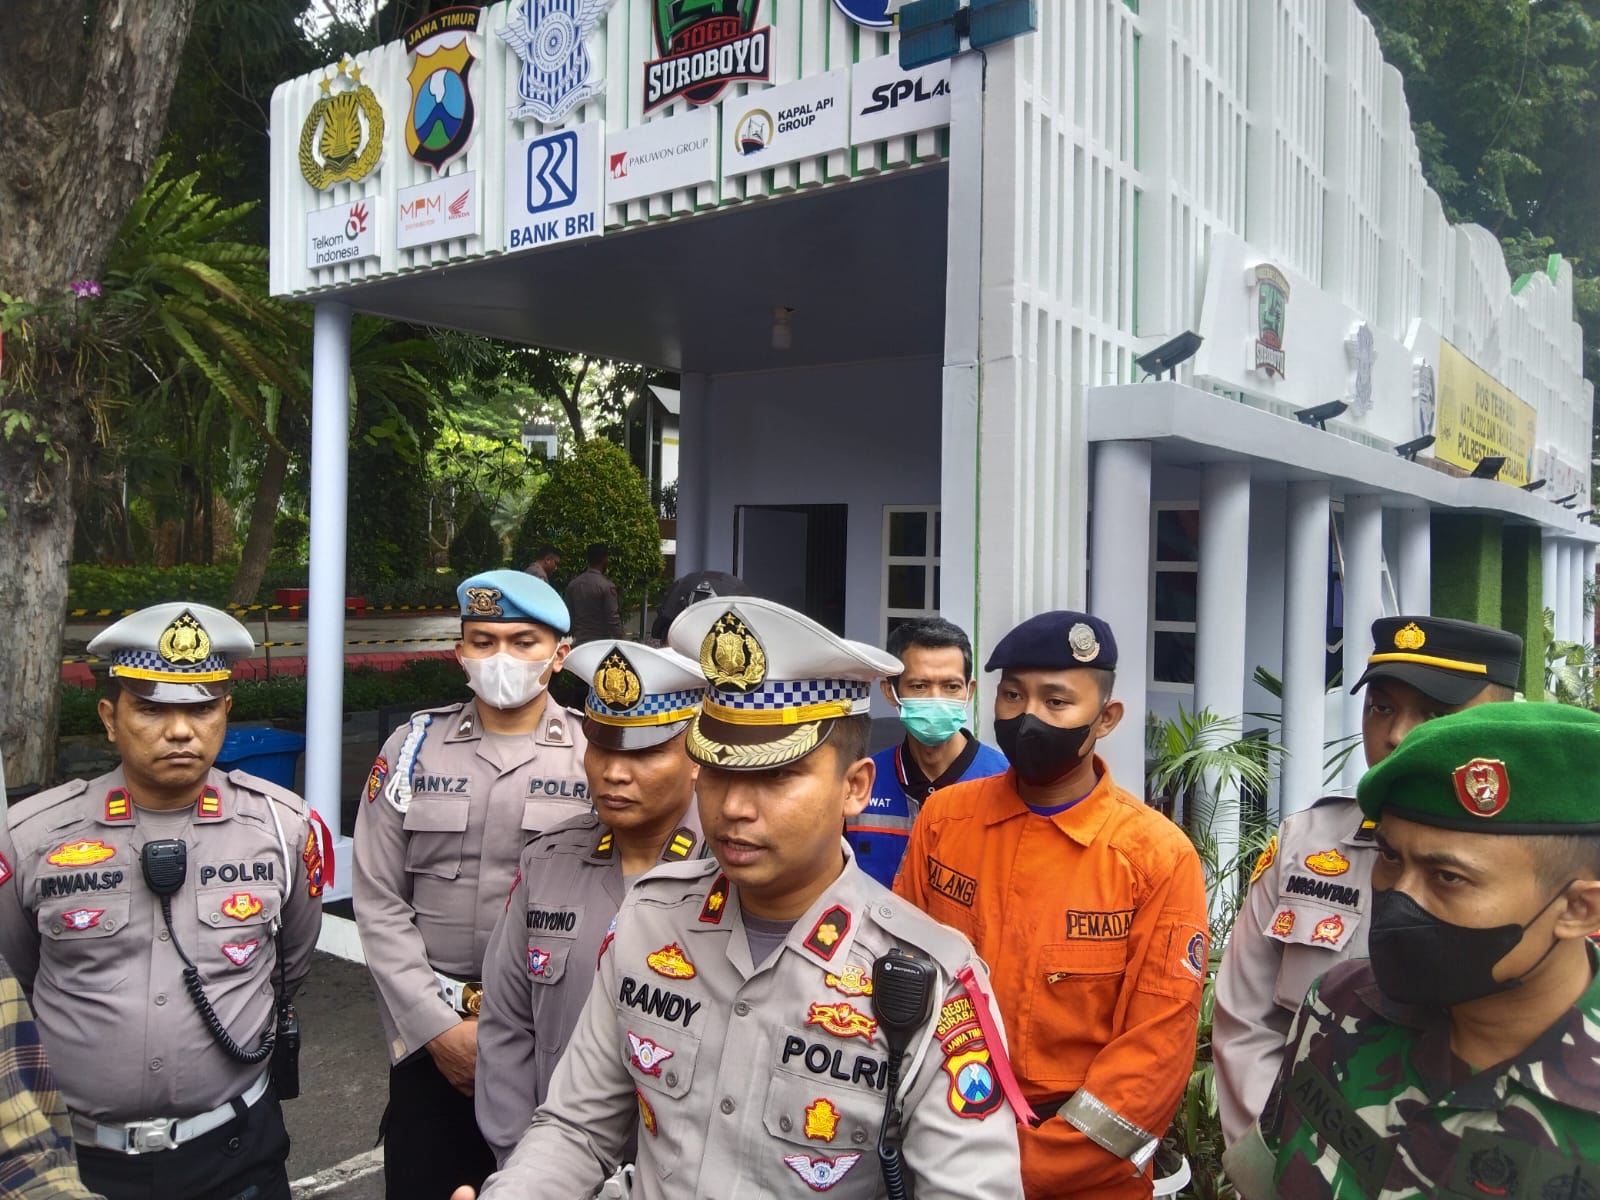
[896,763,1208,1199]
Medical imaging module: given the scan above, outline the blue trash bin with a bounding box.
[216,727,306,791]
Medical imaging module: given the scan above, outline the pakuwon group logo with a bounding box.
[525,130,579,213]
[609,151,629,179]
[345,202,370,240]
[644,0,772,113]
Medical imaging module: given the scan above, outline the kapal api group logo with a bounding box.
[644,0,773,113]
[299,56,385,191]
[404,7,480,171]
[501,0,616,124]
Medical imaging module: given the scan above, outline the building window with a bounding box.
[1151,503,1199,690]
[882,506,941,642]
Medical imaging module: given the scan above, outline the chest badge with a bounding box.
[46,840,115,868]
[646,942,695,980]
[222,940,261,966]
[781,1152,861,1191]
[1270,910,1296,936]
[806,1002,877,1043]
[1303,848,1350,877]
[527,948,551,977]
[61,908,104,931]
[1311,915,1345,945]
[804,1098,840,1142]
[221,893,264,922]
[626,1031,675,1076]
[823,964,873,998]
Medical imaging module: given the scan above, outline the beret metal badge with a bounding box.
[158,611,213,666]
[1393,622,1426,651]
[700,610,767,692]
[1067,622,1100,664]
[463,587,504,618]
[1453,757,1509,818]
[594,648,643,711]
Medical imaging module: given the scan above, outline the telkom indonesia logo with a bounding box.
[345,202,370,240]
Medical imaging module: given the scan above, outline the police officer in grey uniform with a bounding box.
[354,570,588,1200]
[456,597,1023,1200]
[0,603,324,1200]
[1212,614,1522,1146]
[475,640,708,1164]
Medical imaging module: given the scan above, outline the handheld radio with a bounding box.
[871,949,937,1200]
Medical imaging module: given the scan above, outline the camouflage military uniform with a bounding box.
[1223,951,1600,1199]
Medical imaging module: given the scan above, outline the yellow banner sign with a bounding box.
[1434,341,1536,485]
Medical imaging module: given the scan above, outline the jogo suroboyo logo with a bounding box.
[643,0,772,114]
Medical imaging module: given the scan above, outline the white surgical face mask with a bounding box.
[459,651,555,710]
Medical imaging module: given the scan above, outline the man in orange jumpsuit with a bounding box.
[896,611,1207,1199]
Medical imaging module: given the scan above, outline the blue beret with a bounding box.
[457,569,570,634]
[984,611,1118,673]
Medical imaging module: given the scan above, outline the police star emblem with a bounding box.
[298,56,385,191]
[594,648,644,710]
[1394,621,1427,651]
[158,610,212,666]
[700,610,767,691]
[500,0,616,125]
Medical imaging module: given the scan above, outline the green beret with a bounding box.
[1357,702,1600,834]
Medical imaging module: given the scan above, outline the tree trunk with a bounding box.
[557,357,592,444]
[0,0,201,786]
[228,441,289,606]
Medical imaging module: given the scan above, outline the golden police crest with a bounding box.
[1394,622,1427,651]
[594,649,643,711]
[158,610,212,665]
[700,610,766,691]
[299,57,386,190]
[463,587,504,618]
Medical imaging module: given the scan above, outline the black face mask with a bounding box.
[993,713,1095,787]
[1367,883,1572,1009]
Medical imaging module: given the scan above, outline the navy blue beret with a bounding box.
[984,611,1118,673]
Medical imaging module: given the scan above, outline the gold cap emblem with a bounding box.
[463,587,504,618]
[594,649,644,711]
[1394,622,1426,651]
[700,610,767,692]
[1068,622,1100,663]
[158,611,213,666]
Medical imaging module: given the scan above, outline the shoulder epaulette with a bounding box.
[226,769,307,814]
[525,812,603,858]
[1310,794,1359,811]
[630,856,719,901]
[870,899,976,974]
[6,778,90,829]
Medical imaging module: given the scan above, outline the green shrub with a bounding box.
[360,571,460,610]
[512,440,663,607]
[448,504,503,575]
[69,564,238,612]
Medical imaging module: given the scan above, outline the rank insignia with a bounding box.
[1270,910,1296,936]
[104,789,131,822]
[1303,848,1350,877]
[700,610,767,692]
[646,942,694,979]
[1464,1147,1519,1196]
[158,610,212,665]
[626,1031,674,1075]
[1311,914,1345,945]
[222,939,261,966]
[221,893,264,922]
[462,586,504,618]
[1067,622,1100,663]
[781,1152,861,1191]
[1453,757,1510,818]
[663,827,696,861]
[823,964,873,997]
[635,1087,657,1137]
[594,831,615,860]
[1249,835,1276,885]
[46,840,115,868]
[943,1046,1000,1119]
[366,757,388,803]
[804,1098,840,1142]
[299,56,385,191]
[527,947,551,977]
[806,1002,877,1043]
[699,874,729,924]
[594,648,644,711]
[61,908,104,931]
[1393,621,1426,650]
[803,906,851,961]
[403,11,477,172]
[198,787,222,819]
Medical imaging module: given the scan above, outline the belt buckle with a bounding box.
[126,1118,178,1154]
[461,981,483,1017]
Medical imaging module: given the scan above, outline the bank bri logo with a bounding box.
[644,0,772,113]
[500,0,616,124]
[525,130,579,213]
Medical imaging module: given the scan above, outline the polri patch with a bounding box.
[803,906,851,961]
[1250,835,1277,885]
[646,942,695,980]
[626,1031,675,1076]
[782,1152,861,1191]
[365,756,388,803]
[700,874,729,924]
[302,828,325,898]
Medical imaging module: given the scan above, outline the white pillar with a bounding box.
[1195,463,1251,904]
[1281,481,1331,816]
[1568,542,1586,645]
[307,301,352,901]
[1397,506,1431,615]
[1543,532,1561,636]
[1341,496,1384,791]
[1089,442,1152,795]
[1585,546,1597,650]
[1557,541,1576,644]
